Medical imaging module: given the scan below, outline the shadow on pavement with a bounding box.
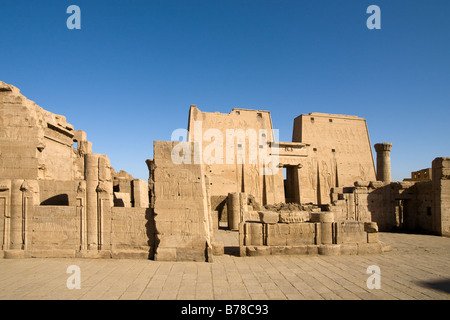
[224,246,240,257]
[417,279,450,294]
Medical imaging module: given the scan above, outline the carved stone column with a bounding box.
[84,154,99,250]
[9,179,24,251]
[77,181,87,251]
[0,180,11,252]
[374,143,392,183]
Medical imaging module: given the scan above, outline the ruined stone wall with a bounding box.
[0,81,83,181]
[329,163,448,236]
[151,141,212,262]
[292,113,376,205]
[31,206,80,257]
[0,180,152,259]
[0,82,152,259]
[240,219,382,257]
[110,207,151,258]
[405,181,433,232]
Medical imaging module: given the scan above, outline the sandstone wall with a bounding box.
[292,113,376,205]
[0,81,80,181]
[329,161,448,236]
[0,81,152,259]
[31,206,79,257]
[187,105,285,205]
[151,141,212,262]
[110,207,152,258]
[240,220,382,257]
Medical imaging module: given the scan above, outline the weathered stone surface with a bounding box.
[340,244,358,255]
[152,141,211,262]
[258,211,279,224]
[245,246,271,256]
[0,81,151,259]
[364,222,379,233]
[279,211,310,223]
[212,242,224,256]
[284,245,309,255]
[367,233,379,243]
[357,243,383,255]
[318,245,341,256]
[354,181,371,187]
[293,113,376,205]
[310,212,334,223]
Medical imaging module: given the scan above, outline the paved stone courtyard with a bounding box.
[0,231,449,300]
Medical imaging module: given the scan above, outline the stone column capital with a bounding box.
[374,143,392,152]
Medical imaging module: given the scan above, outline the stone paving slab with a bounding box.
[0,232,449,300]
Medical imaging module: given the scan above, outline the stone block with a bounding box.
[340,244,358,255]
[4,250,27,259]
[114,192,132,207]
[354,181,371,187]
[310,212,321,222]
[132,179,149,208]
[341,221,367,243]
[307,245,319,255]
[212,242,224,256]
[176,247,206,262]
[285,245,308,255]
[249,234,264,246]
[369,181,387,189]
[279,211,310,223]
[331,187,344,194]
[357,243,383,255]
[247,222,263,235]
[239,223,245,246]
[367,232,379,243]
[158,235,206,248]
[318,245,341,256]
[266,235,287,246]
[270,246,287,255]
[111,250,149,259]
[246,210,260,222]
[239,246,246,257]
[364,222,379,233]
[155,247,176,261]
[246,246,271,256]
[310,212,334,223]
[211,210,219,230]
[289,223,315,234]
[286,236,314,245]
[278,223,290,235]
[75,250,112,259]
[258,211,279,224]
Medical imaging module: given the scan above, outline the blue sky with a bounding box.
[1,0,449,181]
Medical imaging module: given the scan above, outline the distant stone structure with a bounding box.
[0,81,448,261]
[404,168,432,182]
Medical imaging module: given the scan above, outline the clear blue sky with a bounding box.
[1,0,449,181]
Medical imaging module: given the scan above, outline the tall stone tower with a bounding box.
[374,143,392,182]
